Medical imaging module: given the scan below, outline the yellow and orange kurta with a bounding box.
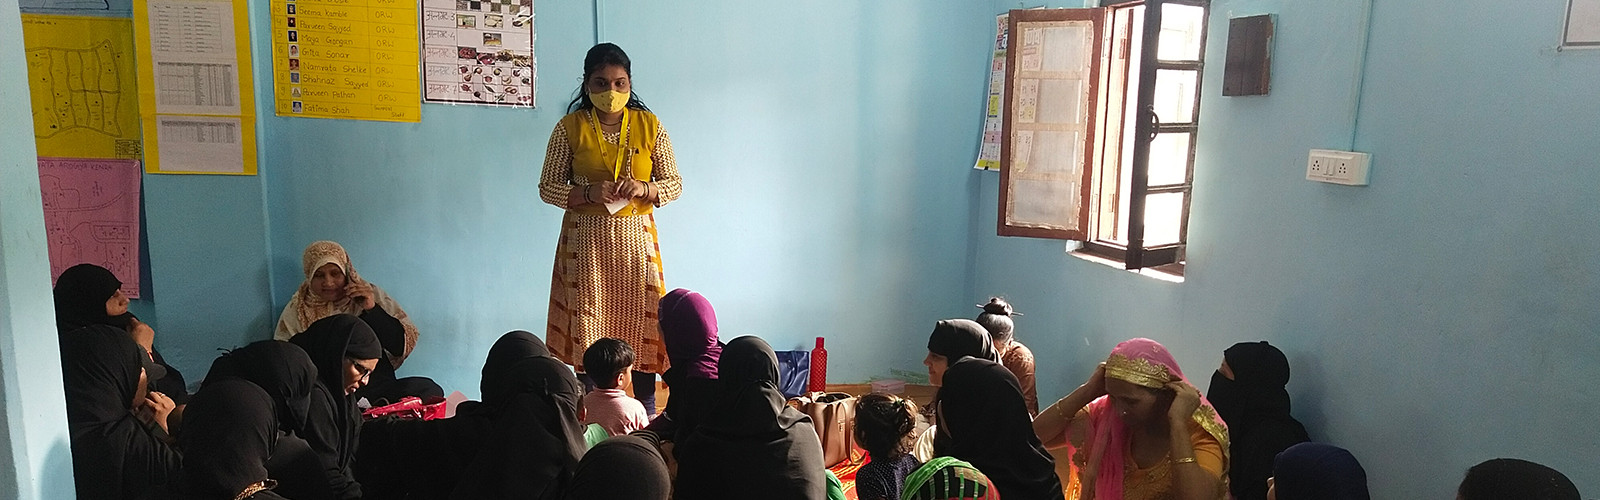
[539,108,682,374]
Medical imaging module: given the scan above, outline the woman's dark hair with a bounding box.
[973,297,1018,344]
[853,393,919,460]
[1458,458,1580,500]
[567,43,650,113]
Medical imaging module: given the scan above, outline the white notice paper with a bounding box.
[146,0,242,115]
[604,198,628,215]
[1566,0,1600,47]
[155,115,245,173]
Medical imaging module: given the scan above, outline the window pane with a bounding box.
[1039,26,1090,72]
[1158,3,1206,61]
[1144,192,1185,246]
[1148,132,1191,186]
[1153,69,1198,124]
[1036,79,1085,125]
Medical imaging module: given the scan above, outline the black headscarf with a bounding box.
[179,380,293,500]
[287,314,380,500]
[53,263,135,333]
[1271,442,1370,500]
[480,330,551,404]
[562,435,671,500]
[451,355,586,500]
[54,264,192,403]
[932,357,1062,500]
[1210,341,1310,500]
[927,319,999,363]
[201,341,319,433]
[675,336,826,500]
[59,325,182,500]
[1458,458,1581,500]
[357,330,549,500]
[181,363,312,500]
[184,341,317,500]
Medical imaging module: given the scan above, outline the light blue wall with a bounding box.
[86,0,276,395]
[971,0,1600,497]
[11,0,1596,497]
[261,0,994,394]
[0,0,76,496]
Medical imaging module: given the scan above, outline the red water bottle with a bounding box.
[809,337,827,392]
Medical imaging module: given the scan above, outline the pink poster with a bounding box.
[37,157,143,298]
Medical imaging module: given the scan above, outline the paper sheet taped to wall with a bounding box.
[1565,0,1600,47]
[38,157,144,298]
[21,15,145,160]
[134,0,259,174]
[975,13,1008,171]
[271,0,423,121]
[421,0,535,107]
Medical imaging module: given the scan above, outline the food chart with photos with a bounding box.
[421,0,535,107]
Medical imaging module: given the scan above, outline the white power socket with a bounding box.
[1306,149,1371,185]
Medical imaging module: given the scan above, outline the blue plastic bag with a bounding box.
[774,350,811,399]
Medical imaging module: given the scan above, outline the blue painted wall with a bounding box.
[9,0,1597,497]
[260,0,994,394]
[0,0,76,495]
[971,0,1600,497]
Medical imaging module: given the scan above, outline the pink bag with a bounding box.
[362,396,447,421]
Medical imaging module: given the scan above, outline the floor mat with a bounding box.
[829,447,870,500]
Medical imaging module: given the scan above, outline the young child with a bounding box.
[581,338,651,436]
[854,393,924,500]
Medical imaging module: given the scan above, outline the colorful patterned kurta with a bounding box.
[539,109,682,373]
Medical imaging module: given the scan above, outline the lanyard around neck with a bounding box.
[588,108,631,181]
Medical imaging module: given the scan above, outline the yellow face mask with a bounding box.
[588,90,630,114]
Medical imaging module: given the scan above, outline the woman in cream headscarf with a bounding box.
[275,240,438,403]
[1035,338,1230,500]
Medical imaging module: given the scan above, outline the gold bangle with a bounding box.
[1172,457,1198,465]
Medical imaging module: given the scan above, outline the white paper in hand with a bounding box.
[604,199,629,214]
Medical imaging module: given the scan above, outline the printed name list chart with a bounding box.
[271,0,421,122]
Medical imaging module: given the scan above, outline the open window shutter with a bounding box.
[1124,0,1203,270]
[997,8,1108,240]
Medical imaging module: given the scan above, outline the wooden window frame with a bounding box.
[996,8,1108,240]
[998,0,1209,273]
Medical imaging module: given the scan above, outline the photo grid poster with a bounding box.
[421,0,534,106]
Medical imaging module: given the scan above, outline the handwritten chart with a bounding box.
[21,15,145,160]
[271,0,421,121]
[38,158,143,298]
[421,0,534,107]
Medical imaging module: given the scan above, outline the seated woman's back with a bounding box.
[357,330,584,500]
[675,336,826,500]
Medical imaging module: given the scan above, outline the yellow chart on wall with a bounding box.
[271,0,422,122]
[21,15,145,160]
[132,0,259,175]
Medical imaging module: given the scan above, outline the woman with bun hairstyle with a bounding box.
[974,297,1037,416]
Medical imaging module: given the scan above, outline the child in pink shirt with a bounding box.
[580,338,650,436]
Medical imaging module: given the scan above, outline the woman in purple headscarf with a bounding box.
[641,288,724,444]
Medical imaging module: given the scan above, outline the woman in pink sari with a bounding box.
[1034,338,1230,500]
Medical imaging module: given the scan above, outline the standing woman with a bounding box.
[539,42,683,413]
